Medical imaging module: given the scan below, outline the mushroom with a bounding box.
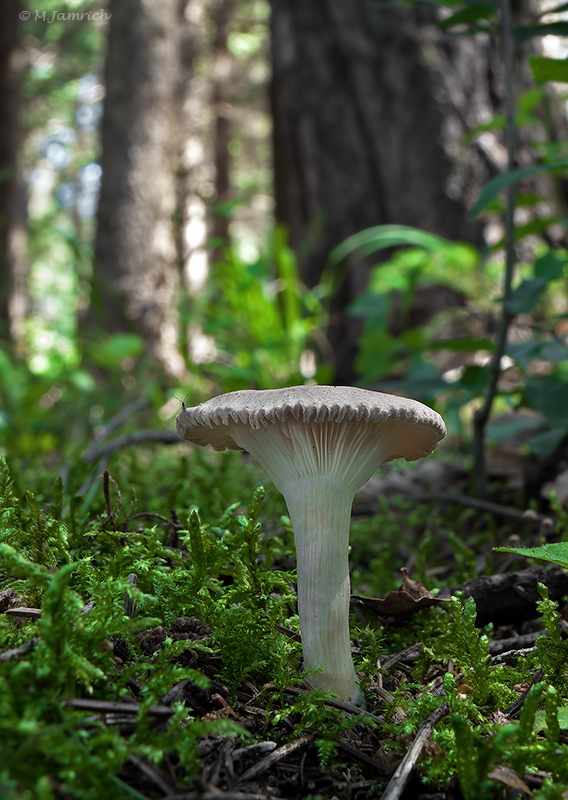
[176,385,446,703]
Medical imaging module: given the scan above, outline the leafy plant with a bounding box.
[185,227,330,390]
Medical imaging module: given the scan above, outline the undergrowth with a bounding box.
[2,451,568,798]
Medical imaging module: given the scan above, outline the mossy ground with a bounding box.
[2,441,568,800]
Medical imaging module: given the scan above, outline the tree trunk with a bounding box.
[270,0,486,382]
[0,0,27,348]
[209,0,235,255]
[93,0,185,377]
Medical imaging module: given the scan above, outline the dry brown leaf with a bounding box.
[352,568,450,620]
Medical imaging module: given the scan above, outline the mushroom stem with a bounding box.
[282,476,359,703]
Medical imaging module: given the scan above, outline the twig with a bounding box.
[127,511,183,527]
[491,645,538,664]
[238,735,312,782]
[380,703,450,800]
[123,573,138,618]
[164,793,268,800]
[412,492,552,525]
[274,623,302,642]
[5,607,42,619]
[473,0,517,499]
[84,430,180,463]
[381,643,423,671]
[128,755,175,795]
[489,630,544,658]
[337,739,394,776]
[206,738,236,788]
[0,637,39,662]
[65,697,175,718]
[83,399,151,461]
[505,669,544,717]
[103,469,113,522]
[161,678,194,706]
[277,685,384,725]
[232,742,277,761]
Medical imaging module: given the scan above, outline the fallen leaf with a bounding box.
[352,568,450,620]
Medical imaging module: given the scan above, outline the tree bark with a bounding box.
[270,0,486,382]
[209,0,234,253]
[452,565,568,628]
[93,0,185,377]
[0,0,27,348]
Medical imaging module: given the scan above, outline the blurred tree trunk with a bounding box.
[210,0,234,253]
[0,0,27,348]
[270,0,487,382]
[93,0,186,377]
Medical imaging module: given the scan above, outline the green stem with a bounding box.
[473,0,516,498]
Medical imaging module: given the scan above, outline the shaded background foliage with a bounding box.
[1,0,567,424]
[0,0,568,505]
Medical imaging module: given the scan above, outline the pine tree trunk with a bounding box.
[0,0,27,348]
[270,0,485,382]
[210,0,234,252]
[93,0,185,377]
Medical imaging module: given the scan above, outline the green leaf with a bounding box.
[525,427,567,457]
[530,55,568,83]
[456,365,490,396]
[330,225,450,264]
[508,339,568,369]
[525,375,568,426]
[534,251,567,280]
[515,22,568,42]
[347,292,389,321]
[486,414,544,444]
[394,360,450,400]
[439,4,494,27]
[557,705,568,729]
[470,161,568,217]
[504,277,548,314]
[89,334,144,367]
[494,542,568,569]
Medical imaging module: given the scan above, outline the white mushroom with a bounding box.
[176,385,446,703]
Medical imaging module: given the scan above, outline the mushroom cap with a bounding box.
[176,385,446,462]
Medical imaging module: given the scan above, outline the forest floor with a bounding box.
[3,441,568,800]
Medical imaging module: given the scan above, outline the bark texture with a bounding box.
[452,565,568,628]
[270,0,488,381]
[210,0,234,252]
[94,0,185,376]
[0,0,27,346]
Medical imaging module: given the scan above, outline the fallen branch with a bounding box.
[237,735,312,782]
[66,697,175,718]
[0,637,39,662]
[5,607,42,619]
[380,703,450,800]
[267,684,384,725]
[451,566,568,627]
[164,792,268,800]
[84,430,180,463]
[337,739,393,776]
